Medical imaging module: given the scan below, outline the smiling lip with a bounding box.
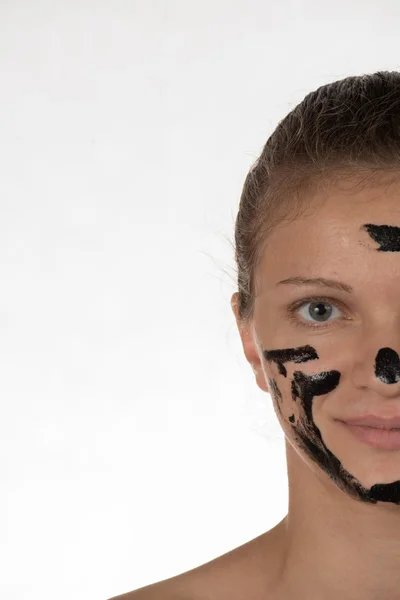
[339,415,400,429]
[336,417,400,450]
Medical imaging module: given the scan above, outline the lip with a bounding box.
[336,418,400,450]
[340,415,400,429]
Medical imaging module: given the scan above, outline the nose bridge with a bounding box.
[375,347,400,385]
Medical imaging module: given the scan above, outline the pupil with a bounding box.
[310,302,332,321]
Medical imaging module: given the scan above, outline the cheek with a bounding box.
[267,375,301,428]
[263,344,341,438]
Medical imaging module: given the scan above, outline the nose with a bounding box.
[375,347,400,384]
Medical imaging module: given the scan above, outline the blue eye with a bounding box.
[287,296,345,329]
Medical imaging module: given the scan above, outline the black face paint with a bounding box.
[362,223,400,251]
[375,348,400,384]
[364,223,400,383]
[259,222,400,505]
[268,378,283,418]
[263,345,318,377]
[263,343,400,505]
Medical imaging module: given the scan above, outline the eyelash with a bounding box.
[287,295,347,330]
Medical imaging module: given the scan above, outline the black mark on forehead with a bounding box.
[263,345,318,377]
[363,223,400,251]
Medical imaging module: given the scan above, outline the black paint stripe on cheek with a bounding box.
[262,345,319,377]
[363,223,400,251]
[268,377,282,401]
[268,377,283,417]
[291,369,341,423]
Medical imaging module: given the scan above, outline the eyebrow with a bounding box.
[277,276,353,293]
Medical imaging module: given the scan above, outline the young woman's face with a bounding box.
[232,176,400,506]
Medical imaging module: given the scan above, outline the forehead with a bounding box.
[257,178,400,293]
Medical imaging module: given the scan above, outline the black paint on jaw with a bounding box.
[363,223,400,251]
[263,341,400,505]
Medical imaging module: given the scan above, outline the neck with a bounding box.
[276,440,400,600]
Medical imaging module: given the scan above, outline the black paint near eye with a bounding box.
[263,345,319,377]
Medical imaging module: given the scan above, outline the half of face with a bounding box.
[261,223,400,506]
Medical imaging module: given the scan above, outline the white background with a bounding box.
[1,2,399,599]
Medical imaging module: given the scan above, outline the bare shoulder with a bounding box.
[107,578,189,599]
[107,519,286,600]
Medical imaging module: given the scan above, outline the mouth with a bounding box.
[339,415,400,429]
[337,420,400,450]
[347,424,400,431]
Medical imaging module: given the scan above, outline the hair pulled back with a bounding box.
[233,70,400,324]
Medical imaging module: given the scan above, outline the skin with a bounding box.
[109,174,400,600]
[230,175,400,599]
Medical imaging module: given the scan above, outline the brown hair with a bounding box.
[233,70,400,325]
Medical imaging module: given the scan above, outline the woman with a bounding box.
[109,70,400,599]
